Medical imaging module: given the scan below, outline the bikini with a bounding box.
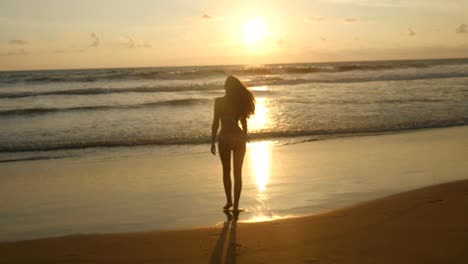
[218,115,246,150]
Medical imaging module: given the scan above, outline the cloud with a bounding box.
[201,14,215,20]
[122,36,135,48]
[90,33,100,47]
[120,36,152,49]
[0,49,30,56]
[51,33,100,53]
[320,37,327,41]
[306,17,326,22]
[141,42,152,48]
[301,43,468,62]
[456,24,467,34]
[344,18,358,23]
[52,48,84,54]
[407,28,416,36]
[9,39,29,45]
[320,0,460,9]
[185,13,220,22]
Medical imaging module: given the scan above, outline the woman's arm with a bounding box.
[211,99,220,154]
[240,116,248,140]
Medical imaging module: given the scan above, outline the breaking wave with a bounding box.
[1,118,465,153]
[0,98,210,116]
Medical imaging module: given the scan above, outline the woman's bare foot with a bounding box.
[232,206,245,213]
[223,201,233,210]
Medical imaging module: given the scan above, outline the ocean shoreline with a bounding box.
[1,124,466,163]
[1,126,467,243]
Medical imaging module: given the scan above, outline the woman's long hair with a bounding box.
[224,75,255,119]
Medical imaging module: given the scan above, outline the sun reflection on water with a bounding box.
[248,97,270,132]
[247,140,275,222]
[244,95,281,223]
[250,85,268,91]
[241,214,291,223]
[248,141,272,192]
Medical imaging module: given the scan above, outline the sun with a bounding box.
[242,17,266,46]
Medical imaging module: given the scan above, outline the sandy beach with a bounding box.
[1,126,467,263]
[1,179,467,263]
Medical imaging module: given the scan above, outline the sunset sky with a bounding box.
[1,0,467,70]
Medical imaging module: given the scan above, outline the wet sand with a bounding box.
[1,179,467,263]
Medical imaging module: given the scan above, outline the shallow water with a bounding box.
[1,127,467,241]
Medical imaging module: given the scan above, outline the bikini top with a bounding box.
[220,115,239,125]
[220,115,239,124]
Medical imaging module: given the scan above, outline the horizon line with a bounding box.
[1,56,467,73]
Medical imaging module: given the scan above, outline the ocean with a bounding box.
[1,58,467,162]
[1,58,468,241]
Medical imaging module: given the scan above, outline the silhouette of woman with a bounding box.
[211,76,255,212]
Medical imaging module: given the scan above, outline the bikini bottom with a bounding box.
[218,133,246,151]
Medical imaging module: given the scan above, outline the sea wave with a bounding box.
[284,98,449,105]
[0,155,74,163]
[1,58,467,84]
[2,71,468,99]
[0,119,465,153]
[0,98,210,117]
[0,84,221,99]
[316,72,468,83]
[0,96,449,117]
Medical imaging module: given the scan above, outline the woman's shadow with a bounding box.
[210,210,239,264]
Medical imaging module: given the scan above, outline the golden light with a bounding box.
[248,141,272,192]
[250,85,268,91]
[243,95,277,223]
[244,141,278,223]
[248,97,269,131]
[242,17,266,46]
[242,215,291,223]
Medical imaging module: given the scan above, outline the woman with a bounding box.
[211,75,255,212]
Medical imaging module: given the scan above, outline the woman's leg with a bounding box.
[232,142,246,211]
[218,141,232,209]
